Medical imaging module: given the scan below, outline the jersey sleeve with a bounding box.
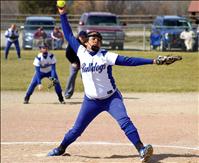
[105,51,119,65]
[50,64,56,78]
[4,30,9,38]
[35,66,41,84]
[65,44,77,63]
[50,54,56,64]
[60,13,80,54]
[180,32,185,39]
[51,32,56,39]
[15,30,19,37]
[33,57,40,67]
[115,55,153,66]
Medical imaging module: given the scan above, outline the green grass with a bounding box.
[1,50,198,92]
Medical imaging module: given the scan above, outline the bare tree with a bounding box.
[123,1,189,15]
[126,1,144,15]
[69,1,112,14]
[105,1,127,14]
[175,1,190,15]
[1,1,19,15]
[0,0,190,16]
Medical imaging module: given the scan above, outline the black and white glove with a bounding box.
[155,55,182,65]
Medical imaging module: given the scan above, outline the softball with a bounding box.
[57,0,66,8]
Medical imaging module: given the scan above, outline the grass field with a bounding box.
[1,49,198,92]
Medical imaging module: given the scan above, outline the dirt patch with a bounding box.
[1,91,199,163]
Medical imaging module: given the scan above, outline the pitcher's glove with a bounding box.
[155,55,182,65]
[48,77,59,89]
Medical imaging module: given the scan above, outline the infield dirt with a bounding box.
[1,91,199,163]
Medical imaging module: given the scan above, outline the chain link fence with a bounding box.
[1,26,153,51]
[1,13,196,51]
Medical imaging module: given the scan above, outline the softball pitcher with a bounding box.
[48,5,182,163]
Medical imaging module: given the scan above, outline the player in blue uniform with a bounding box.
[24,43,65,104]
[48,6,180,162]
[4,24,21,59]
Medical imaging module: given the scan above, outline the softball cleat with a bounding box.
[47,147,65,156]
[139,144,153,162]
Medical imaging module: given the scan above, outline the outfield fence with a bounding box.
[1,13,197,51]
[1,14,159,30]
[1,25,152,51]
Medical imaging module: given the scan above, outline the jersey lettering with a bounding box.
[40,63,51,68]
[81,62,106,73]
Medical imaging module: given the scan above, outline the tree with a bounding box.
[18,1,57,14]
[1,1,19,14]
[17,1,189,15]
[105,1,127,14]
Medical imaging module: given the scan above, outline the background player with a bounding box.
[64,31,87,99]
[4,24,21,59]
[180,27,196,51]
[48,4,181,163]
[24,43,65,104]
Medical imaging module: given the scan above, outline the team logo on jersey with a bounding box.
[81,62,106,73]
[40,63,51,68]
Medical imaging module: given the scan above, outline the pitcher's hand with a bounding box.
[57,1,66,15]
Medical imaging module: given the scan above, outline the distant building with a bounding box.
[188,1,199,24]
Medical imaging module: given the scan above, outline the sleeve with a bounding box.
[51,32,56,39]
[105,51,119,65]
[35,66,41,84]
[5,30,9,38]
[50,54,56,64]
[180,32,185,39]
[65,45,69,58]
[65,44,76,62]
[60,13,80,54]
[115,55,153,66]
[51,64,56,78]
[33,57,40,67]
[15,30,19,37]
